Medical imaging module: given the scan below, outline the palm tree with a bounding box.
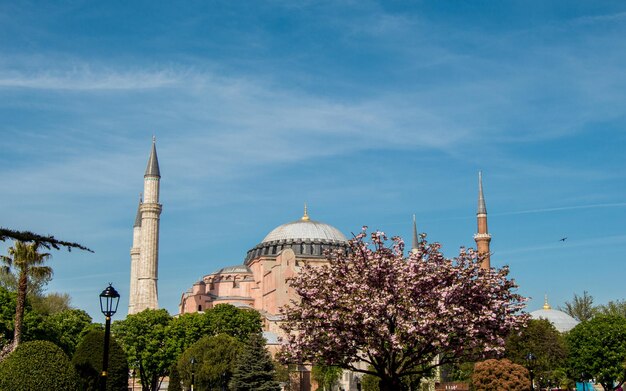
[0,241,52,351]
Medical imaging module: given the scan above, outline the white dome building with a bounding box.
[530,296,579,333]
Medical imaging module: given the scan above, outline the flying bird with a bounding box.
[559,237,567,242]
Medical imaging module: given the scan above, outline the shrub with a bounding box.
[472,358,530,391]
[168,364,183,391]
[72,329,129,391]
[0,340,79,391]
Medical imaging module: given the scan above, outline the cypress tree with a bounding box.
[72,329,129,391]
[229,333,280,391]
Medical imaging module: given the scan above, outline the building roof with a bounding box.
[261,208,347,243]
[210,265,252,275]
[145,138,161,177]
[529,296,579,333]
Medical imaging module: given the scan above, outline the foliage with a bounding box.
[361,373,380,391]
[166,304,263,358]
[29,292,72,315]
[471,358,530,391]
[312,364,342,391]
[561,291,596,322]
[205,304,263,341]
[0,340,79,391]
[0,241,53,351]
[566,315,626,390]
[0,267,52,297]
[71,328,129,391]
[0,286,16,345]
[112,309,175,391]
[0,227,92,252]
[279,228,527,391]
[167,364,183,391]
[505,318,567,385]
[230,332,280,391]
[177,334,242,390]
[596,300,626,318]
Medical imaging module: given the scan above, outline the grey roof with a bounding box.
[411,214,419,251]
[133,197,143,228]
[262,219,347,243]
[262,331,280,345]
[211,265,252,275]
[144,139,161,177]
[477,171,487,215]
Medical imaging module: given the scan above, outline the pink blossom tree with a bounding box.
[279,228,527,391]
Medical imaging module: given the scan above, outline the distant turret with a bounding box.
[474,171,491,270]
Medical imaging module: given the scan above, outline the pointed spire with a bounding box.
[302,202,310,221]
[145,137,161,177]
[411,214,419,252]
[477,171,487,215]
[543,294,551,310]
[134,193,143,228]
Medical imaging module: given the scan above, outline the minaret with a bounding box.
[411,214,419,254]
[133,138,162,314]
[474,171,491,270]
[128,194,143,314]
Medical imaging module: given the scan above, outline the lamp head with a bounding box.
[99,284,120,317]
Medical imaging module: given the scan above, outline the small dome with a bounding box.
[530,296,579,333]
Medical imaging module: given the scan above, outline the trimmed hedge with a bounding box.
[72,329,129,391]
[0,340,79,391]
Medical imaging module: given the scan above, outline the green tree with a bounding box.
[471,359,530,391]
[505,318,567,386]
[0,241,53,352]
[312,365,342,391]
[178,334,242,390]
[112,309,175,391]
[167,364,183,391]
[0,286,16,346]
[230,333,280,391]
[29,292,72,315]
[596,300,626,318]
[566,315,626,390]
[44,308,93,356]
[205,304,263,342]
[560,291,596,322]
[0,340,79,391]
[72,329,129,391]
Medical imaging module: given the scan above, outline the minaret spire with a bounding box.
[411,214,419,254]
[130,139,162,314]
[145,136,160,177]
[474,171,492,270]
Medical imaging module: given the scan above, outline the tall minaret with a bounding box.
[411,214,419,254]
[132,138,162,314]
[474,171,491,270]
[128,195,142,314]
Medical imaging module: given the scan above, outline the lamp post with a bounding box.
[190,357,196,391]
[525,353,536,391]
[221,371,227,391]
[99,284,120,391]
[131,368,136,390]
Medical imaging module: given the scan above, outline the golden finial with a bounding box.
[543,294,551,310]
[302,203,310,221]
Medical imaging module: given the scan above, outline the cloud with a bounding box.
[0,67,180,90]
[494,203,626,217]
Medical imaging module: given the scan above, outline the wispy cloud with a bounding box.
[0,67,180,90]
[494,203,626,217]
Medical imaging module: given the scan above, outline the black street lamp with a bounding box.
[99,284,120,391]
[525,353,536,391]
[221,371,227,391]
[190,357,197,391]
[131,368,136,390]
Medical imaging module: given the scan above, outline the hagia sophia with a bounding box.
[127,140,578,389]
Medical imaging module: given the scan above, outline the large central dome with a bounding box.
[245,207,348,264]
[262,219,347,243]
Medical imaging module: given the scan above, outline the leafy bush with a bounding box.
[472,358,530,391]
[0,340,79,391]
[72,329,129,391]
[168,364,183,391]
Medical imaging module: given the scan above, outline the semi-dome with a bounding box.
[245,206,348,264]
[530,296,579,333]
[211,265,252,275]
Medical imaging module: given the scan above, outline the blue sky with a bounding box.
[1,1,625,320]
